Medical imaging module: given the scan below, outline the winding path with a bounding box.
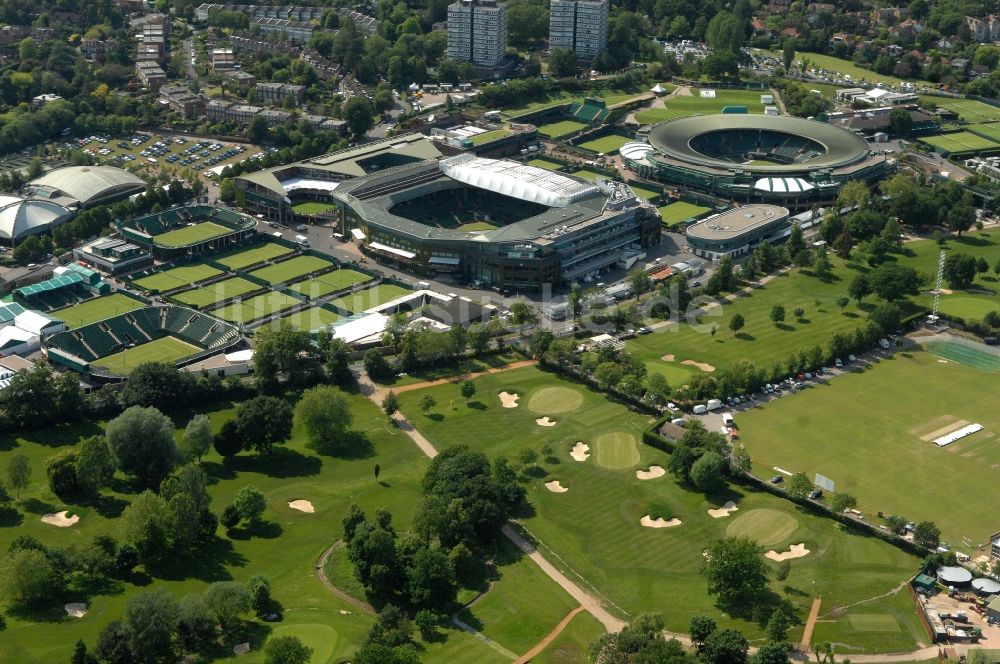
[314,540,375,614]
[513,606,585,664]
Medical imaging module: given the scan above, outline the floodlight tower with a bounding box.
[932,249,946,318]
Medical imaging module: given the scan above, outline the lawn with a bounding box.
[328,284,412,314]
[248,255,335,285]
[211,291,301,323]
[289,268,372,299]
[273,306,341,331]
[153,221,232,248]
[456,221,498,231]
[737,350,1000,546]
[534,610,606,664]
[634,89,770,125]
[214,242,294,270]
[291,201,336,215]
[968,122,1000,143]
[170,277,260,309]
[569,168,611,183]
[628,183,661,201]
[54,294,145,329]
[133,263,223,292]
[928,98,1000,124]
[527,157,565,171]
[537,120,589,139]
[919,131,1000,154]
[397,366,924,651]
[577,131,633,154]
[767,50,933,88]
[658,201,712,227]
[469,129,513,145]
[91,336,200,375]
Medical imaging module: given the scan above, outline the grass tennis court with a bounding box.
[527,157,564,171]
[577,131,633,154]
[924,340,1000,372]
[930,98,1000,124]
[153,221,231,248]
[536,120,588,139]
[170,277,259,308]
[328,284,411,313]
[658,201,712,227]
[628,183,661,201]
[92,336,200,375]
[967,122,1000,143]
[291,201,335,214]
[635,89,769,125]
[211,291,300,323]
[54,294,145,328]
[289,268,372,298]
[214,242,293,270]
[275,306,341,331]
[133,263,222,292]
[468,129,512,145]
[248,255,335,285]
[919,131,1000,154]
[456,221,498,231]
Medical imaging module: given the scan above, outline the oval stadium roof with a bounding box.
[26,166,145,207]
[0,197,73,242]
[439,154,599,207]
[647,115,870,172]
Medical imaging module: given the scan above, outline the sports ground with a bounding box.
[170,277,260,309]
[289,268,372,298]
[526,156,565,171]
[468,129,512,145]
[537,120,589,139]
[275,306,341,331]
[211,291,301,323]
[657,200,712,227]
[291,201,336,215]
[396,366,924,651]
[54,293,145,328]
[152,221,232,248]
[328,284,411,314]
[919,131,1000,154]
[133,263,222,292]
[577,130,633,154]
[634,89,769,125]
[91,336,200,375]
[930,98,1000,124]
[737,350,1000,545]
[213,241,293,270]
[247,255,335,285]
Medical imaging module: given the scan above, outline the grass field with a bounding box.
[274,306,341,331]
[635,90,769,125]
[133,263,222,292]
[577,131,633,154]
[248,255,335,285]
[91,336,199,375]
[928,98,1000,124]
[211,291,301,323]
[568,168,612,183]
[627,183,661,201]
[456,221,498,231]
[923,339,1000,372]
[737,351,1000,545]
[214,242,294,270]
[153,221,231,248]
[54,294,145,328]
[527,157,565,171]
[328,284,411,314]
[919,131,1000,154]
[291,201,335,214]
[592,431,640,469]
[658,201,712,227]
[469,129,513,145]
[968,122,1000,143]
[170,277,260,308]
[397,366,924,652]
[537,120,589,139]
[761,50,932,88]
[289,268,372,299]
[534,610,606,664]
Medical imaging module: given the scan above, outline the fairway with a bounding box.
[274,306,341,331]
[924,339,1000,372]
[592,431,640,469]
[170,277,259,308]
[214,241,293,270]
[248,255,335,284]
[537,120,588,139]
[328,284,411,313]
[133,263,222,292]
[211,291,300,323]
[153,221,231,248]
[456,221,498,231]
[658,200,712,226]
[289,268,372,298]
[54,294,145,328]
[527,386,585,414]
[577,131,633,154]
[737,351,1000,544]
[919,131,1000,154]
[725,509,800,547]
[92,336,199,375]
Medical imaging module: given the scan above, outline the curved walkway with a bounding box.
[314,540,375,613]
[514,606,585,664]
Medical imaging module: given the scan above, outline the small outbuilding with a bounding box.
[912,573,937,594]
[972,578,1000,596]
[937,566,973,588]
[988,595,1000,621]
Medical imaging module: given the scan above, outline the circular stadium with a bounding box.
[624,115,895,207]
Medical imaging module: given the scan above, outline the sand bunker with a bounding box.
[681,360,715,372]
[41,511,79,527]
[64,603,87,618]
[661,354,675,362]
[545,480,568,493]
[288,500,315,513]
[498,391,520,408]
[570,442,591,461]
[640,515,682,528]
[536,416,557,427]
[765,543,811,562]
[708,501,739,519]
[636,465,666,480]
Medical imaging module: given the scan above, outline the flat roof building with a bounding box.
[686,205,790,260]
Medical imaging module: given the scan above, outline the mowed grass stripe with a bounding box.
[133,263,222,291]
[170,277,260,308]
[54,294,145,328]
[249,255,335,285]
[212,291,300,323]
[214,242,293,270]
[153,221,231,248]
[92,336,200,375]
[290,268,371,298]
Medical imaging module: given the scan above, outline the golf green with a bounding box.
[592,431,640,469]
[527,386,585,414]
[725,509,800,547]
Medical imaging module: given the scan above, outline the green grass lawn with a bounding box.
[738,350,1000,546]
[133,263,223,292]
[275,306,341,331]
[628,183,661,201]
[291,201,336,215]
[658,201,712,227]
[211,291,301,323]
[91,336,200,375]
[577,132,633,154]
[469,129,513,145]
[764,50,933,88]
[214,242,294,271]
[928,98,1000,124]
[170,277,260,309]
[569,168,610,183]
[537,120,589,139]
[534,610,605,664]
[248,255,336,285]
[54,294,146,329]
[397,366,924,651]
[635,89,769,125]
[919,131,1000,154]
[289,268,372,299]
[456,221,499,231]
[328,284,412,314]
[968,122,1000,143]
[153,221,231,248]
[527,157,565,171]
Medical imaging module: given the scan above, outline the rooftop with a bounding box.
[686,205,789,241]
[438,154,599,208]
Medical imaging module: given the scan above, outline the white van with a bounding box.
[692,404,708,415]
[294,234,309,246]
[721,413,734,426]
[295,224,307,232]
[706,398,723,411]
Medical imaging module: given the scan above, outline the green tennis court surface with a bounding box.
[153,221,231,248]
[214,242,293,270]
[919,131,1000,154]
[537,120,588,139]
[577,131,633,154]
[289,268,372,298]
[923,340,1000,372]
[133,263,223,292]
[92,336,199,375]
[658,201,712,226]
[275,306,341,331]
[328,284,411,313]
[54,294,145,328]
[248,255,335,285]
[212,291,300,323]
[171,277,260,308]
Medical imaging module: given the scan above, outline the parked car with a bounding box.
[770,475,784,484]
[809,489,822,500]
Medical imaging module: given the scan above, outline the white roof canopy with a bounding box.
[368,241,416,259]
[439,154,598,207]
[754,177,816,193]
[281,177,341,194]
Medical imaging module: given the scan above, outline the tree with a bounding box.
[247,574,272,615]
[705,11,742,54]
[253,325,317,391]
[344,95,375,137]
[835,224,854,260]
[836,296,850,313]
[0,548,60,608]
[106,406,178,487]
[120,362,197,410]
[47,451,82,496]
[706,255,736,294]
[783,39,796,70]
[265,635,313,664]
[868,263,921,302]
[295,385,352,450]
[770,305,786,326]
[888,107,913,137]
[181,413,213,463]
[913,521,941,549]
[55,371,84,422]
[949,204,976,236]
[766,607,791,643]
[122,589,180,662]
[690,614,717,644]
[813,248,833,278]
[977,257,990,275]
[460,380,476,404]
[75,435,115,495]
[786,472,813,500]
[943,253,978,289]
[868,302,902,336]
[729,314,745,335]
[382,390,399,418]
[177,593,216,652]
[204,581,251,632]
[419,394,436,415]
[3,364,56,429]
[593,361,624,390]
[830,492,857,514]
[7,453,29,498]
[510,301,539,330]
[365,349,394,380]
[793,307,805,320]
[233,485,267,526]
[753,641,791,664]
[628,268,652,300]
[703,536,769,609]
[885,514,907,535]
[690,450,726,493]
[235,396,294,454]
[787,223,806,259]
[406,545,458,611]
[248,115,269,142]
[703,628,750,664]
[549,47,579,77]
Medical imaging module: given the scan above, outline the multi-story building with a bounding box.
[447,0,507,68]
[251,17,313,42]
[224,69,258,88]
[195,4,324,22]
[206,100,262,124]
[136,62,167,90]
[258,109,293,126]
[966,14,1000,43]
[336,8,379,34]
[211,48,235,70]
[549,0,608,60]
[160,85,206,120]
[80,38,106,61]
[230,32,300,56]
[255,82,306,106]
